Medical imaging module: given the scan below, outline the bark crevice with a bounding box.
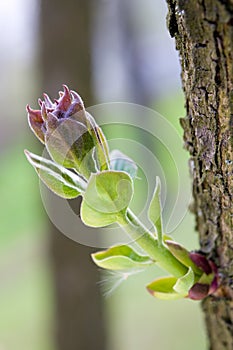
[166,1,233,349]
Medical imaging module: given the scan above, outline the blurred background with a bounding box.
[0,0,207,349]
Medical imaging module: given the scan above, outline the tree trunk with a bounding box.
[166,1,233,349]
[40,1,106,349]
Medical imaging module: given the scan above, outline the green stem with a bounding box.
[117,209,187,278]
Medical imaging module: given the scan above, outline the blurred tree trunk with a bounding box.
[166,1,233,349]
[40,1,106,349]
[117,0,152,106]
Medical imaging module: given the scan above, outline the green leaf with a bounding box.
[25,150,87,198]
[92,245,153,270]
[62,106,110,172]
[163,234,174,242]
[80,200,117,227]
[173,267,194,295]
[45,116,96,179]
[148,177,163,244]
[198,272,215,285]
[86,113,110,171]
[110,150,138,179]
[165,240,202,275]
[147,276,184,300]
[80,170,133,227]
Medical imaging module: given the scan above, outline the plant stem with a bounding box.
[117,209,188,278]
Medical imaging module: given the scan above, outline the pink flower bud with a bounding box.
[26,104,45,143]
[26,85,110,178]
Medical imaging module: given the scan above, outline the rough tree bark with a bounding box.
[166,1,233,349]
[40,1,106,349]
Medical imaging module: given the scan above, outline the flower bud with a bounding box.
[188,252,219,300]
[26,105,45,143]
[26,85,110,179]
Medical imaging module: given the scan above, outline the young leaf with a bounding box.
[188,283,210,300]
[146,276,184,300]
[45,117,97,179]
[165,240,202,275]
[80,170,133,227]
[189,252,213,275]
[80,200,117,227]
[110,150,138,179]
[87,113,110,171]
[25,150,87,198]
[148,176,163,244]
[163,234,174,242]
[173,267,194,295]
[92,245,153,270]
[198,272,215,285]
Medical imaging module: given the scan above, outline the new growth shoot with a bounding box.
[25,85,219,301]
